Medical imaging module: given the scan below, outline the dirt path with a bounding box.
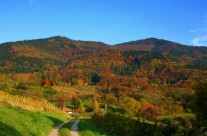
[70,119,80,136]
[49,120,70,136]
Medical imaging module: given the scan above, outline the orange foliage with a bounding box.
[11,45,43,58]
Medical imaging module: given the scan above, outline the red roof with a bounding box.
[62,107,73,112]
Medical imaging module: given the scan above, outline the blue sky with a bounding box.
[0,0,207,46]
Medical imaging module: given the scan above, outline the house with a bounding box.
[62,106,74,114]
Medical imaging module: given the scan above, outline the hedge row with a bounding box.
[92,109,195,136]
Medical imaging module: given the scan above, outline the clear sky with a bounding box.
[1,0,207,46]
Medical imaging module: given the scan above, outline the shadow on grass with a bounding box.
[59,120,75,136]
[0,121,21,136]
[61,120,74,129]
[78,119,111,136]
[45,115,65,127]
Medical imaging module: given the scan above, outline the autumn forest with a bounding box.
[0,36,207,135]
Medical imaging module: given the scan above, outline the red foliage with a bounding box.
[40,79,54,86]
[56,98,65,109]
[139,104,158,121]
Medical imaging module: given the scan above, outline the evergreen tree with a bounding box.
[194,80,207,125]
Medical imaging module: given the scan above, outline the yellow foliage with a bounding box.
[0,91,65,114]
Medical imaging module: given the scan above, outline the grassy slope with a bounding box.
[78,119,111,136]
[0,106,67,136]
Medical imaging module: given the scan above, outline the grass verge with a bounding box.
[78,119,111,136]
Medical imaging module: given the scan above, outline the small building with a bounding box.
[62,106,74,114]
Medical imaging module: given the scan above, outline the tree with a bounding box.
[106,93,117,106]
[90,98,99,111]
[56,98,65,109]
[43,86,57,101]
[119,96,141,116]
[16,82,28,90]
[92,74,101,84]
[193,80,207,126]
[77,99,85,113]
[71,78,79,85]
[140,98,148,105]
[72,96,78,108]
[139,104,158,121]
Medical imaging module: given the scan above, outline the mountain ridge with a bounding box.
[2,36,206,56]
[0,36,207,73]
[1,36,206,47]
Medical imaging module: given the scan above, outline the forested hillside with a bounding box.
[115,38,207,69]
[0,36,109,73]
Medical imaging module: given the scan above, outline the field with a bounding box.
[158,113,196,120]
[0,106,67,136]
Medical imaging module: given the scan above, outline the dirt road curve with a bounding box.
[70,119,80,136]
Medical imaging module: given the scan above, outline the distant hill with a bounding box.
[0,36,110,73]
[0,36,109,60]
[115,38,207,68]
[115,38,207,58]
[0,36,207,74]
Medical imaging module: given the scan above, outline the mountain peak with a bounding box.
[115,38,176,46]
